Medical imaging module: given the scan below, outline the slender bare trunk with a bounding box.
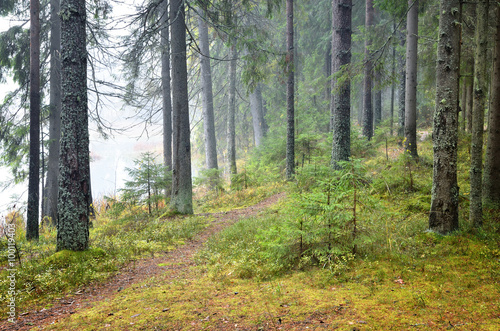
[285,0,295,180]
[330,0,352,168]
[404,0,419,158]
[161,0,172,174]
[43,0,62,227]
[27,0,41,240]
[170,0,193,214]
[227,43,237,177]
[362,0,374,140]
[470,0,489,228]
[198,13,218,170]
[249,83,265,147]
[483,3,500,207]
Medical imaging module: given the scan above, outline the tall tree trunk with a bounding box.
[374,69,382,129]
[227,43,237,177]
[198,13,218,171]
[362,0,374,140]
[460,74,467,131]
[326,38,332,132]
[483,2,500,207]
[330,0,352,168]
[398,29,406,138]
[429,0,460,234]
[285,0,295,180]
[27,0,41,240]
[466,61,474,133]
[390,23,396,136]
[43,0,62,226]
[249,83,265,147]
[170,0,193,214]
[57,0,90,250]
[470,0,489,228]
[404,0,419,158]
[161,0,172,175]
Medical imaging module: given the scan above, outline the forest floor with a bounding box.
[2,190,500,331]
[0,192,286,331]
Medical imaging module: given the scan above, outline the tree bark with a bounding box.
[227,43,237,177]
[466,61,474,133]
[398,29,406,138]
[57,0,90,250]
[460,74,467,131]
[249,83,265,147]
[330,0,352,168]
[470,0,489,228]
[27,0,41,240]
[43,0,62,226]
[429,0,460,234]
[161,0,172,175]
[362,0,374,140]
[483,2,500,207]
[390,23,396,136]
[170,0,193,214]
[404,0,419,158]
[374,68,382,129]
[285,0,295,180]
[198,13,218,170]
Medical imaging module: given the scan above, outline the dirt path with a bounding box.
[1,192,285,331]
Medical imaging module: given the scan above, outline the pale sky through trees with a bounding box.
[0,7,169,220]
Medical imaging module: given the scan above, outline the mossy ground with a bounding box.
[37,234,500,330]
[4,133,500,330]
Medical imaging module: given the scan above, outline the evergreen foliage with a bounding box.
[120,152,171,216]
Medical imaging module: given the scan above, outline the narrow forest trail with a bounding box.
[1,192,286,331]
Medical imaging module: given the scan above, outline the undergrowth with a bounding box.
[197,128,500,284]
[0,207,207,314]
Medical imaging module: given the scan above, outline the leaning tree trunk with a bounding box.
[198,13,218,171]
[57,0,90,251]
[470,0,489,228]
[170,0,193,214]
[285,0,295,180]
[43,0,62,227]
[483,2,500,207]
[27,0,41,241]
[227,43,237,177]
[161,0,172,175]
[404,0,419,159]
[362,0,374,140]
[330,0,352,168]
[429,0,460,234]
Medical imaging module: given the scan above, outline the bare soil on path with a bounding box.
[1,192,286,331]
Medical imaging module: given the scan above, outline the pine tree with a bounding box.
[170,0,193,214]
[56,0,90,251]
[429,0,460,234]
[483,2,500,208]
[27,0,41,240]
[404,0,419,158]
[330,0,352,168]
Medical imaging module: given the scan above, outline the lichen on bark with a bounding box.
[429,0,460,234]
[56,0,90,251]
